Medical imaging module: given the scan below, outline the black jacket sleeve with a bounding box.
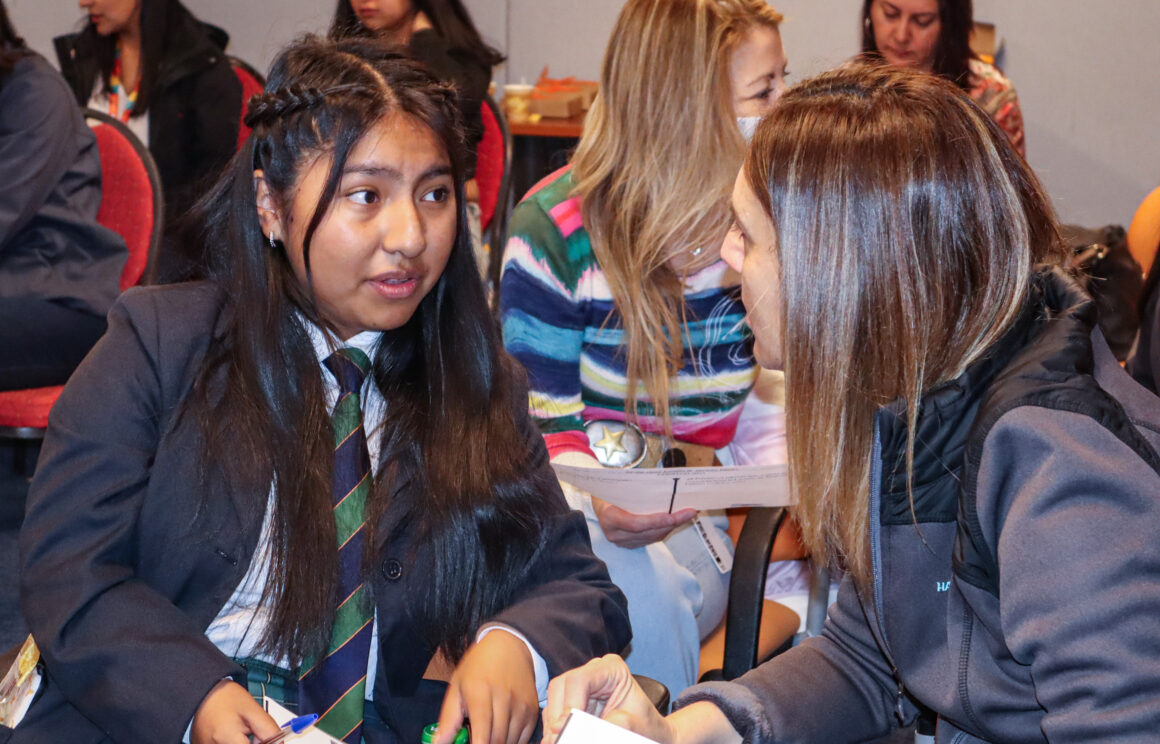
[0,56,79,248]
[18,289,243,743]
[485,407,632,676]
[1127,278,1160,394]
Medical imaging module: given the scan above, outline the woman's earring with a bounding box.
[268,233,277,248]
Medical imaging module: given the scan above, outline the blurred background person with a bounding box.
[861,0,1025,156]
[0,0,126,390]
[55,0,240,281]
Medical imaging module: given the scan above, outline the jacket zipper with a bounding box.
[869,421,908,724]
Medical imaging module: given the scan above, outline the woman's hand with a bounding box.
[541,655,675,744]
[190,680,281,744]
[592,497,697,549]
[543,656,741,744]
[435,629,540,744]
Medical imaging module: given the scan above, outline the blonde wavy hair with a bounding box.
[571,0,782,433]
[743,63,1062,585]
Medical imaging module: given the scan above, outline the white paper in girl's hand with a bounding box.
[263,697,344,743]
[551,463,793,513]
[556,709,662,744]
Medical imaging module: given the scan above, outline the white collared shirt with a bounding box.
[199,321,547,706]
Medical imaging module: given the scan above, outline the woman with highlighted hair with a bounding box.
[540,63,1160,744]
[500,0,791,698]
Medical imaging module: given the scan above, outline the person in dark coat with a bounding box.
[55,0,240,281]
[0,0,126,390]
[10,36,628,744]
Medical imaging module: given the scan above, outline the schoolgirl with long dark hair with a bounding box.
[13,34,628,744]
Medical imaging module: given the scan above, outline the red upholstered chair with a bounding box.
[476,94,513,291]
[0,110,162,455]
[228,55,267,151]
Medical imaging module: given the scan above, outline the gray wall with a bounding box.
[10,0,1160,227]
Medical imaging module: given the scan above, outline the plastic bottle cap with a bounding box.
[421,723,469,744]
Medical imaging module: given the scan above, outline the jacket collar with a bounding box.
[54,15,228,97]
[872,268,1095,519]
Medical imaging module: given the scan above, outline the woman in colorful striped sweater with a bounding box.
[500,0,788,698]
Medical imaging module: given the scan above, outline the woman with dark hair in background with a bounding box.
[861,0,1025,156]
[54,0,240,281]
[539,62,1160,744]
[13,35,627,744]
[0,0,126,390]
[331,0,504,265]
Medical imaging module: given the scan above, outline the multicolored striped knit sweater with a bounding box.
[500,167,758,461]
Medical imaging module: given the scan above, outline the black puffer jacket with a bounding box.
[54,6,240,280]
[680,269,1160,742]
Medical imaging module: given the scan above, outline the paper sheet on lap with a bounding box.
[551,463,794,513]
[556,708,662,743]
[264,697,344,743]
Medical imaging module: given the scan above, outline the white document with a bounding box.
[551,463,794,513]
[556,708,661,744]
[263,697,344,744]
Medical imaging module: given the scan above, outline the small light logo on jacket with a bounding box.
[936,581,951,592]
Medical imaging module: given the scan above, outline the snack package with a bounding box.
[531,66,599,117]
[0,635,42,729]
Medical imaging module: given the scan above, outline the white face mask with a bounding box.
[737,116,761,142]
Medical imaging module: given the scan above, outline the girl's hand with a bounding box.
[592,497,697,548]
[435,630,539,744]
[190,679,281,744]
[541,655,675,744]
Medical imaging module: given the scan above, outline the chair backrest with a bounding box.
[476,93,513,290]
[229,55,267,151]
[1128,184,1160,277]
[83,109,163,288]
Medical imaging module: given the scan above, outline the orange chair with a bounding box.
[1128,185,1160,277]
[0,110,162,454]
[229,55,267,151]
[477,94,513,291]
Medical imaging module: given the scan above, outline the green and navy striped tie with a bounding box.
[299,347,375,743]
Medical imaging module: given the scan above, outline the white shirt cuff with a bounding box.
[475,624,550,704]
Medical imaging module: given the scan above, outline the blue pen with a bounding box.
[257,713,319,744]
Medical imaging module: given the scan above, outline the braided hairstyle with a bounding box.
[187,34,550,665]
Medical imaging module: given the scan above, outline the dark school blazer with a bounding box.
[7,282,631,744]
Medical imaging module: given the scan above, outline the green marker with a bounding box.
[421,723,469,744]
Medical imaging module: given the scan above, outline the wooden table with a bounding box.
[508,112,586,139]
